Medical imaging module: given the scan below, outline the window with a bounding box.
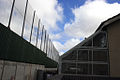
[93,32,107,48]
[89,51,92,61]
[62,51,77,61]
[78,50,88,61]
[93,64,108,75]
[82,40,92,47]
[62,63,76,74]
[93,50,108,62]
[77,63,88,74]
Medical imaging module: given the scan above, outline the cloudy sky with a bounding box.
[28,0,120,55]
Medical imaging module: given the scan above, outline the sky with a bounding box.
[28,0,120,55]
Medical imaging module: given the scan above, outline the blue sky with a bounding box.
[1,0,120,55]
[29,0,120,55]
[58,0,85,24]
[57,0,120,29]
[57,0,120,31]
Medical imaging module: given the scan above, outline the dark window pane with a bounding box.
[77,63,88,74]
[89,51,92,61]
[62,51,77,60]
[93,64,108,75]
[88,64,92,75]
[93,50,108,62]
[61,63,76,74]
[93,32,107,48]
[78,50,88,61]
[82,40,92,47]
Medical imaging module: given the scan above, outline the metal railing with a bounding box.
[0,0,59,62]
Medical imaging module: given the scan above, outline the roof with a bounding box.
[61,13,120,58]
[95,13,120,32]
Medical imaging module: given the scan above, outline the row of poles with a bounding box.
[5,0,59,62]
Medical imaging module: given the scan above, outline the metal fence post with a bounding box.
[46,35,49,54]
[51,42,54,59]
[50,40,52,58]
[43,30,47,53]
[40,25,44,50]
[8,0,16,29]
[21,0,28,37]
[29,11,36,43]
[48,39,52,58]
[36,19,40,47]
[47,38,50,57]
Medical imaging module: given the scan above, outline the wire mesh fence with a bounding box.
[0,0,59,62]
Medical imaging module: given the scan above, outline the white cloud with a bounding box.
[59,51,64,56]
[29,0,63,31]
[50,33,62,40]
[53,38,81,55]
[53,41,64,52]
[64,0,120,38]
[63,38,80,51]
[0,0,13,26]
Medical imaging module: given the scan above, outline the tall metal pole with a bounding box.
[36,19,40,47]
[47,39,50,57]
[21,0,28,37]
[29,11,36,43]
[49,39,52,58]
[46,35,49,54]
[43,30,47,53]
[51,42,54,59]
[49,39,51,58]
[53,45,55,60]
[50,40,53,59]
[8,0,16,29]
[40,25,44,50]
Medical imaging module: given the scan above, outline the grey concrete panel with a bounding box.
[0,60,45,80]
[0,60,4,80]
[30,64,37,80]
[24,64,31,80]
[2,63,16,80]
[15,64,25,80]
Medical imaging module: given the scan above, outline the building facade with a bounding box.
[59,13,120,77]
